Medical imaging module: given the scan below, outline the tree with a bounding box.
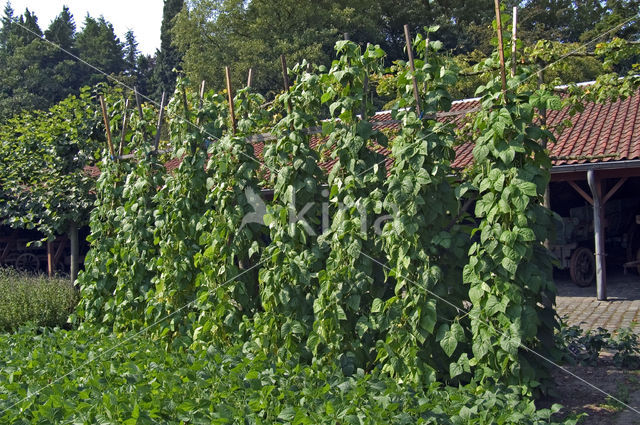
[153,0,184,100]
[0,87,103,239]
[124,29,138,75]
[75,15,125,86]
[44,6,75,50]
[136,54,156,96]
[0,1,15,50]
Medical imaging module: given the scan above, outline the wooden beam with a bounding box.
[53,237,67,265]
[568,180,594,205]
[98,95,115,158]
[552,166,640,182]
[603,177,628,204]
[403,24,421,117]
[118,98,130,157]
[493,0,507,99]
[587,170,606,301]
[225,66,237,134]
[47,241,54,278]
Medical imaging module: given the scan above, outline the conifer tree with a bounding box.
[153,0,184,100]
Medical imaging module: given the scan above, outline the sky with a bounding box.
[7,1,164,55]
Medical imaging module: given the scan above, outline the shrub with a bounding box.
[0,268,78,332]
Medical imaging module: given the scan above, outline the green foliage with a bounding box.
[0,326,580,424]
[153,0,184,100]
[74,33,569,391]
[0,87,102,238]
[0,269,77,332]
[310,41,388,371]
[378,34,469,384]
[464,63,562,389]
[74,27,640,395]
[0,6,150,120]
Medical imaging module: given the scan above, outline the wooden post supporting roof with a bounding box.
[47,241,54,278]
[587,170,606,300]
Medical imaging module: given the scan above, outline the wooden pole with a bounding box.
[247,68,253,88]
[197,80,206,126]
[69,222,79,284]
[199,80,206,105]
[511,6,517,78]
[47,241,54,278]
[153,92,166,152]
[493,0,508,99]
[225,66,237,134]
[587,170,607,301]
[99,95,115,158]
[134,87,143,119]
[118,98,130,157]
[403,24,421,117]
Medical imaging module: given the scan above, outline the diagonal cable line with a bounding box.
[0,256,268,417]
[357,250,640,417]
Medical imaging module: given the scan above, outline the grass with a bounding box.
[0,268,78,332]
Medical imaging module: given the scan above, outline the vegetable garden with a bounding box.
[1,12,639,423]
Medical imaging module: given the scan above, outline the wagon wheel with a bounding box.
[570,247,595,287]
[15,253,40,273]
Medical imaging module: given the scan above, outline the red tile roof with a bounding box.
[87,86,640,177]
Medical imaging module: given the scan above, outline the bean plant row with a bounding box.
[74,33,565,391]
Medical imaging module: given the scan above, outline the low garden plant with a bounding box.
[0,325,580,425]
[0,268,77,332]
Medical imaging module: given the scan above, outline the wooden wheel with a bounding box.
[15,253,40,272]
[570,247,595,287]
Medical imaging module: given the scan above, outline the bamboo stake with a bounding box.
[280,55,293,115]
[403,24,421,117]
[199,80,206,104]
[197,80,206,126]
[98,95,115,158]
[247,68,253,88]
[134,87,143,119]
[225,66,237,134]
[494,0,508,99]
[118,98,130,157]
[153,92,166,152]
[511,6,518,78]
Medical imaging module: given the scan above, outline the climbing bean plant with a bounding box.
[310,41,389,372]
[192,87,265,345]
[378,32,471,384]
[73,31,588,391]
[254,61,328,361]
[464,67,561,389]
